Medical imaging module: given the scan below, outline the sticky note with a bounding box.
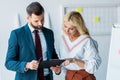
[94,16,100,22]
[76,7,83,13]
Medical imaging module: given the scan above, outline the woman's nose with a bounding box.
[66,28,69,32]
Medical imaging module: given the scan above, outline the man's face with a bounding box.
[27,12,44,29]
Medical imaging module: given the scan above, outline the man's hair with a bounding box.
[26,2,44,16]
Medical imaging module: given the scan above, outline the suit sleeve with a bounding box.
[52,48,58,59]
[50,30,58,59]
[5,30,27,73]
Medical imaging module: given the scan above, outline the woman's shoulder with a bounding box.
[81,35,97,42]
[84,36,98,48]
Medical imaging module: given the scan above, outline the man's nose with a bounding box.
[38,21,42,26]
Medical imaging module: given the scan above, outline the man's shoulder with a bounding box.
[42,27,52,31]
[42,27,53,33]
[12,24,27,33]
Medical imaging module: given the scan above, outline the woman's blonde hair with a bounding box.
[63,11,89,35]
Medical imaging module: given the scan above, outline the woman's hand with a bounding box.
[63,58,73,66]
[64,58,85,68]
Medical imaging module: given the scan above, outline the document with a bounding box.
[38,59,65,68]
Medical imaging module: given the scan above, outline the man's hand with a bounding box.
[25,60,39,70]
[50,66,61,74]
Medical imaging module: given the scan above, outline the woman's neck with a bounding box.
[69,33,80,42]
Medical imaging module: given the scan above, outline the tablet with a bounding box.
[38,59,65,68]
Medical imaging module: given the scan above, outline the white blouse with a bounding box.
[58,34,101,74]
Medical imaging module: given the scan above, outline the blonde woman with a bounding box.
[51,11,101,80]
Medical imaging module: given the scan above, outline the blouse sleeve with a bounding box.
[83,38,102,74]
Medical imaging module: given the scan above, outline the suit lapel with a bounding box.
[42,27,51,59]
[42,27,49,49]
[23,24,36,56]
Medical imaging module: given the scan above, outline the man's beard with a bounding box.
[33,26,42,29]
[30,22,43,30]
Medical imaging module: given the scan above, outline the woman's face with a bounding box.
[63,21,78,37]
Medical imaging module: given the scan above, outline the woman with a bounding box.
[51,11,101,80]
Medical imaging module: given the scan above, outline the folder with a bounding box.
[38,59,65,69]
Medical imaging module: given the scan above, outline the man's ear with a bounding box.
[26,15,29,20]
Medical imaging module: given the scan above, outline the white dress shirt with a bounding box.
[28,24,49,76]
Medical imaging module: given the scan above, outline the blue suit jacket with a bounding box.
[5,24,58,80]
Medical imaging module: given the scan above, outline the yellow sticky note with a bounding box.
[94,16,100,22]
[76,7,83,13]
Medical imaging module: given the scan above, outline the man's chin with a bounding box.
[33,26,42,30]
[37,27,42,30]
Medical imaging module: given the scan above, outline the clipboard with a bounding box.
[38,59,65,69]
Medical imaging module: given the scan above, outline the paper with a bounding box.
[76,7,83,13]
[94,16,100,22]
[38,59,65,69]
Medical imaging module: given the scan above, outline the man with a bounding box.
[5,2,58,80]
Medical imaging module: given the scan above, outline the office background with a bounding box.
[0,0,120,80]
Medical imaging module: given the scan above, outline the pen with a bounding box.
[38,57,43,63]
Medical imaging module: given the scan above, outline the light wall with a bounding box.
[0,0,120,80]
